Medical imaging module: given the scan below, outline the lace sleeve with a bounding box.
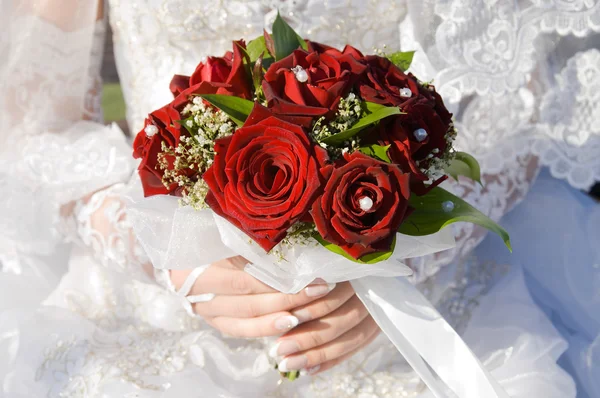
[400,1,600,282]
[0,1,135,273]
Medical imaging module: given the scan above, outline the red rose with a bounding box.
[133,105,184,197]
[203,105,329,252]
[369,85,452,194]
[358,55,452,121]
[311,152,410,259]
[262,49,367,118]
[306,40,365,60]
[169,40,253,100]
[375,104,450,177]
[357,55,420,107]
[357,55,453,190]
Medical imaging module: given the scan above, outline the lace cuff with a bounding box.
[60,180,153,282]
[0,123,134,269]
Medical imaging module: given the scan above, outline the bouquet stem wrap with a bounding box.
[352,276,509,398]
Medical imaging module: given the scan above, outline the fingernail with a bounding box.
[300,365,320,376]
[304,283,336,297]
[269,340,300,358]
[291,308,312,324]
[278,355,308,372]
[274,315,299,330]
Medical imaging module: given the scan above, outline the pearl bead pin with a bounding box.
[358,196,374,212]
[413,128,428,142]
[145,125,158,137]
[291,65,309,83]
[442,200,455,212]
[399,87,412,98]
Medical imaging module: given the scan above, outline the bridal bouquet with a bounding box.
[130,13,510,397]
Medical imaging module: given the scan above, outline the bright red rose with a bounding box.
[203,105,329,252]
[133,105,184,197]
[169,40,253,100]
[311,152,410,259]
[305,40,365,60]
[262,49,367,118]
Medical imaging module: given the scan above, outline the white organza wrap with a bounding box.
[126,184,453,292]
[127,184,509,398]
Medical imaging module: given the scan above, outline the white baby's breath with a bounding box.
[157,97,236,209]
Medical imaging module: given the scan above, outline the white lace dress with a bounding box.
[0,1,598,397]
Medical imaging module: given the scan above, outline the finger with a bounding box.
[209,312,300,338]
[277,316,380,372]
[303,327,381,376]
[271,295,369,358]
[290,282,355,324]
[170,266,276,296]
[193,283,336,318]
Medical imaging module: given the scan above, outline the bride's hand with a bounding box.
[169,256,336,338]
[270,282,380,375]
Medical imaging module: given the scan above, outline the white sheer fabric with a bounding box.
[0,0,598,397]
[0,1,135,279]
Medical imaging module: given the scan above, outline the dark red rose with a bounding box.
[169,40,253,100]
[358,55,452,122]
[358,55,453,191]
[372,83,452,185]
[133,105,184,197]
[376,97,451,170]
[262,49,367,118]
[203,105,329,252]
[306,40,365,60]
[311,152,410,259]
[357,55,421,108]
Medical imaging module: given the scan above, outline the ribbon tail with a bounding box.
[351,276,509,398]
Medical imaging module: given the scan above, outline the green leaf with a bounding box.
[321,102,403,146]
[297,33,308,50]
[358,144,392,163]
[246,36,275,70]
[314,234,396,264]
[444,151,482,185]
[386,51,415,72]
[246,36,265,61]
[198,94,254,127]
[272,11,305,60]
[399,187,512,251]
[175,116,195,135]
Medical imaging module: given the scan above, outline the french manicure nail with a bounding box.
[304,283,336,297]
[300,365,321,376]
[291,308,312,324]
[278,355,308,372]
[269,340,300,358]
[274,315,299,330]
[269,342,280,358]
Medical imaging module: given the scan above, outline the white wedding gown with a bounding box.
[0,1,598,397]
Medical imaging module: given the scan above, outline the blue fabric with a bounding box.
[474,168,600,397]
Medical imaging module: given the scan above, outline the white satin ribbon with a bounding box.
[352,276,509,398]
[176,265,215,303]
